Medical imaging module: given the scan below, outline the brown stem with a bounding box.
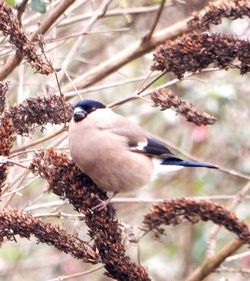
[63,18,190,92]
[0,0,77,80]
[11,127,66,154]
[17,0,29,23]
[142,0,167,42]
[63,0,226,92]
[185,239,244,281]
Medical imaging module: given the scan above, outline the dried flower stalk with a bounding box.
[0,208,99,263]
[143,199,250,245]
[188,0,250,31]
[152,32,250,79]
[0,116,15,195]
[151,89,216,126]
[0,0,52,74]
[5,95,73,135]
[0,165,7,194]
[0,116,14,156]
[0,81,9,114]
[30,149,151,281]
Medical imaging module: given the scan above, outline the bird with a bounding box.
[68,99,217,194]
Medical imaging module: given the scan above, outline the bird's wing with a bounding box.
[105,122,217,169]
[134,137,173,157]
[108,127,174,158]
[129,137,174,158]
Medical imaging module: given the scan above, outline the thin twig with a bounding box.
[110,195,250,204]
[225,250,250,263]
[17,0,29,24]
[45,27,129,43]
[143,0,167,42]
[2,170,30,208]
[47,265,104,281]
[24,200,65,211]
[33,211,85,219]
[11,127,66,154]
[108,71,167,108]
[0,0,77,79]
[58,0,113,83]
[4,159,29,169]
[216,266,250,275]
[60,1,227,92]
[1,175,40,198]
[58,4,170,28]
[65,74,160,98]
[108,67,220,109]
[63,17,190,92]
[19,195,250,212]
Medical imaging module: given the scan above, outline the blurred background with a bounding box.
[0,0,250,280]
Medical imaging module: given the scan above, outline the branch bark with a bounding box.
[185,238,244,281]
[0,0,77,80]
[62,18,190,92]
[62,0,226,92]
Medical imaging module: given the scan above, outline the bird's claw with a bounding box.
[91,192,118,212]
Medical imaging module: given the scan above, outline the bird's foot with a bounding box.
[91,192,118,212]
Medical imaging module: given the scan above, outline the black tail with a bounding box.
[161,157,218,169]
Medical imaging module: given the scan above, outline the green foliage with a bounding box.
[30,0,46,13]
[4,0,16,7]
[0,246,23,262]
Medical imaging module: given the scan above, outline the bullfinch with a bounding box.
[68,100,217,193]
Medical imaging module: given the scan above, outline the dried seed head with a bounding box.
[30,149,151,281]
[0,82,9,114]
[0,208,99,263]
[0,1,52,74]
[143,199,250,245]
[0,115,15,195]
[0,165,8,196]
[152,32,250,79]
[0,116,14,156]
[188,0,250,31]
[6,95,73,135]
[151,88,216,126]
[30,149,100,210]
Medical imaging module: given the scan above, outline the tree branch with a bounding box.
[0,0,77,80]
[63,18,189,92]
[185,239,244,281]
[63,0,226,92]
[142,0,167,42]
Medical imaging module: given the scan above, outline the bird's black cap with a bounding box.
[74,99,106,111]
[73,100,106,122]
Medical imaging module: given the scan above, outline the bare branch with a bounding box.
[185,239,244,281]
[142,0,167,42]
[0,0,77,79]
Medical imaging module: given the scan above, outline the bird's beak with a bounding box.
[73,108,87,122]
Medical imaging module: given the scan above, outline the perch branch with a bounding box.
[0,0,77,79]
[185,239,244,281]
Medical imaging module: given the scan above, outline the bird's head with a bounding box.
[73,100,106,122]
